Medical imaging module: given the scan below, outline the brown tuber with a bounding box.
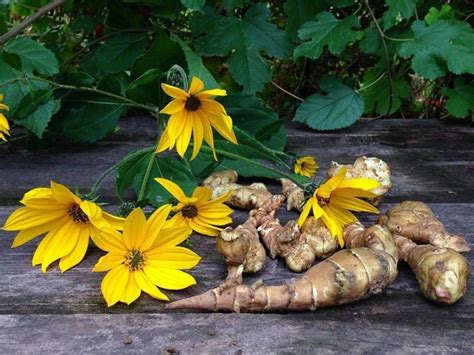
[167,224,399,312]
[394,235,469,304]
[203,170,272,210]
[379,201,470,252]
[281,178,304,212]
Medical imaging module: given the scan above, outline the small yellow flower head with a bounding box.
[297,168,380,247]
[0,94,10,142]
[93,206,200,307]
[157,76,238,160]
[2,181,124,272]
[155,178,233,237]
[294,156,319,178]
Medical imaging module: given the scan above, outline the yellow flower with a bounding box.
[157,76,237,160]
[297,168,380,246]
[0,94,10,142]
[155,178,233,237]
[294,156,319,178]
[93,206,200,306]
[2,181,124,272]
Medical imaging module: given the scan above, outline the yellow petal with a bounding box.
[103,211,124,231]
[101,265,130,307]
[160,98,185,115]
[92,227,127,252]
[3,206,65,231]
[80,200,107,229]
[148,225,191,250]
[297,199,313,226]
[155,178,188,203]
[199,189,232,207]
[146,246,201,269]
[50,181,81,204]
[11,222,52,248]
[143,204,172,251]
[134,269,169,301]
[208,115,237,144]
[200,114,217,160]
[188,76,204,94]
[93,252,125,272]
[197,88,227,97]
[200,99,227,116]
[175,112,193,157]
[156,128,171,153]
[143,267,196,290]
[121,271,141,305]
[59,226,90,272]
[166,113,186,146]
[123,208,147,250]
[41,221,81,272]
[318,168,347,198]
[338,178,381,191]
[161,83,188,99]
[311,202,324,220]
[190,114,204,160]
[330,195,379,213]
[332,188,378,199]
[191,186,212,202]
[188,217,220,236]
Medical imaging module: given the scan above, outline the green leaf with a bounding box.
[17,99,60,138]
[4,37,59,76]
[283,0,326,41]
[62,103,124,143]
[424,4,454,26]
[382,0,415,30]
[360,70,410,115]
[218,93,286,151]
[194,4,292,93]
[399,20,474,80]
[293,76,364,130]
[441,79,474,120]
[116,151,197,207]
[222,0,247,12]
[13,89,53,119]
[126,69,165,106]
[171,34,219,89]
[181,0,204,11]
[294,12,360,60]
[324,0,353,7]
[81,33,147,77]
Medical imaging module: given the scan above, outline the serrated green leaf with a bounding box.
[399,20,474,80]
[81,33,147,77]
[222,0,247,12]
[13,89,53,119]
[17,99,60,138]
[116,151,197,207]
[424,4,454,26]
[382,0,415,30]
[5,37,59,76]
[126,69,165,106]
[62,103,124,143]
[324,0,353,7]
[283,0,326,41]
[194,4,292,93]
[293,76,364,130]
[181,0,204,11]
[441,79,474,120]
[360,70,410,115]
[294,12,360,60]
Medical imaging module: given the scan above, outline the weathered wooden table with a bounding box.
[1,118,473,354]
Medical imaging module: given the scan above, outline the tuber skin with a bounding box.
[280,178,304,212]
[379,201,470,252]
[394,235,469,304]
[203,170,272,210]
[167,224,399,312]
[327,156,392,206]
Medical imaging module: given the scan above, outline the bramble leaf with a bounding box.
[17,100,60,138]
[399,20,474,79]
[283,0,326,41]
[441,79,474,120]
[294,12,360,60]
[424,4,454,26]
[383,0,415,30]
[181,0,204,11]
[293,76,364,130]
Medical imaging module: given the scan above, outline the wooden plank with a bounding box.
[0,204,471,315]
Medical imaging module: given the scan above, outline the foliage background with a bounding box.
[0,0,473,205]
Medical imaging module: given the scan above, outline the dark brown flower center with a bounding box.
[185,95,201,111]
[125,250,145,271]
[68,203,89,224]
[317,196,330,206]
[182,204,198,218]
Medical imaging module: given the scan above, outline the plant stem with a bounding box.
[0,0,66,45]
[384,35,414,42]
[137,150,156,202]
[270,80,304,102]
[357,72,387,93]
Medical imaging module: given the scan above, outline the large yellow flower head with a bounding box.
[3,181,124,272]
[0,94,10,142]
[93,206,200,306]
[157,76,237,160]
[297,168,380,246]
[294,156,319,178]
[155,178,233,237]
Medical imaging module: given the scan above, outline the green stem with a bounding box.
[357,72,387,93]
[384,35,414,42]
[137,150,156,202]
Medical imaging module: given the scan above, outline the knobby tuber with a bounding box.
[394,235,469,304]
[203,170,272,210]
[167,224,399,312]
[379,201,470,252]
[327,156,392,206]
[281,178,304,212]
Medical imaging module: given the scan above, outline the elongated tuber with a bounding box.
[203,170,272,210]
[394,235,469,304]
[281,178,304,211]
[327,156,392,205]
[379,201,470,252]
[167,224,398,312]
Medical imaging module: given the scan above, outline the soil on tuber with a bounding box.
[379,201,470,252]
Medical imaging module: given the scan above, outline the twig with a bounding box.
[0,0,66,45]
[270,80,304,102]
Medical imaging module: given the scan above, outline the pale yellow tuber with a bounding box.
[280,178,304,211]
[379,201,470,252]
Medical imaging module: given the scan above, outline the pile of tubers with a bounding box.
[168,157,470,312]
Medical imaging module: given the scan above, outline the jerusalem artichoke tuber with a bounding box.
[394,235,469,304]
[379,201,470,252]
[167,223,398,312]
[280,178,304,212]
[203,170,273,210]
